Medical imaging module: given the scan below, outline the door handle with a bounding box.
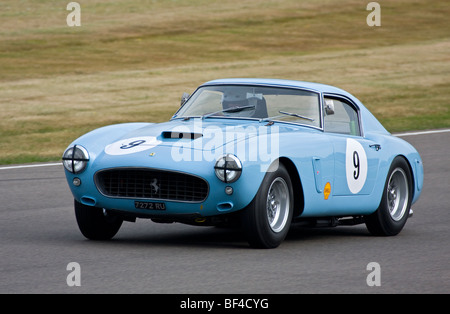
[369,144,381,151]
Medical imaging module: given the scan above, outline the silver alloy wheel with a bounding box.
[387,167,409,221]
[266,177,290,233]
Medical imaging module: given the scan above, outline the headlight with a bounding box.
[214,154,242,183]
[62,145,89,174]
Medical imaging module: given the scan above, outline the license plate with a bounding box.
[134,201,166,211]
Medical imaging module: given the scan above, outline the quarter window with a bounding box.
[323,97,361,136]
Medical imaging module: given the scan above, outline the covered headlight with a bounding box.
[62,145,89,174]
[214,154,242,183]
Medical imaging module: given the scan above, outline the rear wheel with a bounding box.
[242,164,293,248]
[365,157,412,236]
[74,200,123,240]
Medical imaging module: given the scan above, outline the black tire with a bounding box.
[74,200,123,240]
[365,157,413,236]
[242,164,294,248]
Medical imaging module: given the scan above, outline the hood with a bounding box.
[112,118,288,151]
[73,118,317,167]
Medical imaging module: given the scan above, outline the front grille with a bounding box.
[95,168,208,202]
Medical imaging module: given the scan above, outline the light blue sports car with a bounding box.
[62,78,423,248]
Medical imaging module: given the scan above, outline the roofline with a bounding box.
[200,78,390,136]
[203,78,349,95]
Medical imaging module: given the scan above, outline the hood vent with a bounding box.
[162,131,202,140]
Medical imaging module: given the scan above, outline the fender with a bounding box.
[67,123,152,158]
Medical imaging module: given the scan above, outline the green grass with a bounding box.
[0,0,449,164]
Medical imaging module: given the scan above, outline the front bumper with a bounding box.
[64,166,262,218]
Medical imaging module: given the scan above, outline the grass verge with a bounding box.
[0,0,449,164]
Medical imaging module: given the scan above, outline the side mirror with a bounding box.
[324,99,335,115]
[181,93,190,106]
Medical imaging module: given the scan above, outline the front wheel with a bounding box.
[242,164,294,248]
[74,200,123,240]
[365,157,412,236]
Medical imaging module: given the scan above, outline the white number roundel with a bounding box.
[345,138,368,194]
[105,136,161,156]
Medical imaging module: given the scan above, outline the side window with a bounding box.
[323,97,361,136]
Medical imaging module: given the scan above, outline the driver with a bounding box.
[221,90,268,118]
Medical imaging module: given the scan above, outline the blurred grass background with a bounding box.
[0,0,449,164]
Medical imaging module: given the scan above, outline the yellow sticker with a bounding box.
[324,182,331,200]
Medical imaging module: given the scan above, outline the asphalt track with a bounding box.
[0,130,449,294]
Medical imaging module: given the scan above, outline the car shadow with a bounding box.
[108,226,250,249]
[286,223,372,242]
[78,222,373,249]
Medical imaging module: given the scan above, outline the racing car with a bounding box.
[63,78,423,248]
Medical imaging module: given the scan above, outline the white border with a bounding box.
[394,129,450,137]
[0,162,62,171]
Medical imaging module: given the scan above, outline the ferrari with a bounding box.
[62,79,423,248]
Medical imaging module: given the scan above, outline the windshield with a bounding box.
[173,85,322,128]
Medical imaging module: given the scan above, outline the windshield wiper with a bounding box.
[201,105,255,120]
[278,111,315,122]
[260,111,315,126]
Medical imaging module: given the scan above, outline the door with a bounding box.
[323,96,380,196]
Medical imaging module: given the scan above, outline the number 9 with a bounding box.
[353,151,360,180]
[120,140,146,150]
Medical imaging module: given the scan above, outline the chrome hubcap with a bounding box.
[387,168,409,221]
[266,177,290,233]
